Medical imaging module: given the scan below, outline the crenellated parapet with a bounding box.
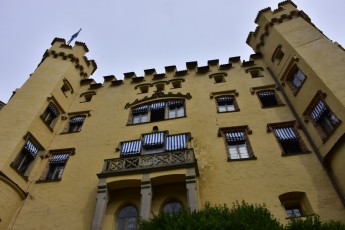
[38,38,97,78]
[246,1,316,53]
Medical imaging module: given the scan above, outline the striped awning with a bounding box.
[257,91,275,97]
[167,100,184,107]
[150,102,166,111]
[121,140,142,156]
[166,134,188,151]
[50,154,69,164]
[311,100,327,121]
[24,140,39,158]
[132,105,149,114]
[48,103,60,116]
[274,127,298,141]
[217,96,233,103]
[143,132,165,147]
[225,132,246,142]
[69,116,85,124]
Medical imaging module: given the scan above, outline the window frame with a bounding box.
[285,65,306,95]
[41,102,60,130]
[267,121,310,156]
[256,90,283,108]
[129,99,186,125]
[116,204,138,230]
[215,95,239,113]
[11,132,44,179]
[219,126,256,162]
[279,192,314,219]
[162,199,183,214]
[303,91,341,141]
[271,45,285,65]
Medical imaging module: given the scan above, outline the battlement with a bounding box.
[246,1,315,53]
[38,38,97,78]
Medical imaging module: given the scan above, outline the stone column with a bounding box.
[91,178,108,230]
[140,174,152,220]
[186,168,199,211]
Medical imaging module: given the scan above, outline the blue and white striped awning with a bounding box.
[132,105,149,114]
[311,100,327,121]
[274,127,297,141]
[50,154,69,164]
[257,91,275,97]
[121,140,142,156]
[225,132,246,142]
[166,134,188,151]
[24,140,39,158]
[150,102,166,111]
[217,96,233,103]
[167,100,184,107]
[143,132,165,147]
[69,116,85,124]
[48,103,60,116]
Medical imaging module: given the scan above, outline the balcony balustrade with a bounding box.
[98,149,197,177]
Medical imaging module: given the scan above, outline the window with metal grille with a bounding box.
[216,96,238,112]
[257,90,280,108]
[41,103,60,128]
[12,135,43,177]
[311,100,340,138]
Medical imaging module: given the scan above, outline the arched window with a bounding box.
[117,205,138,230]
[162,200,183,214]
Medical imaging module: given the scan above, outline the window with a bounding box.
[80,92,96,102]
[61,79,73,97]
[279,192,313,218]
[213,74,225,83]
[249,69,263,78]
[216,96,239,113]
[269,124,309,155]
[45,154,69,180]
[272,45,284,65]
[220,126,255,161]
[310,100,340,138]
[163,200,183,214]
[120,132,189,157]
[257,90,282,108]
[41,103,60,128]
[286,65,306,94]
[12,135,43,177]
[170,80,182,89]
[139,85,149,93]
[155,83,165,92]
[130,100,185,124]
[117,205,138,230]
[68,115,86,133]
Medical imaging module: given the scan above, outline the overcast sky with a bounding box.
[0,0,344,103]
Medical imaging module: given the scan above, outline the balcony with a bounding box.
[98,149,198,177]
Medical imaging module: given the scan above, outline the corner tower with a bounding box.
[0,38,96,229]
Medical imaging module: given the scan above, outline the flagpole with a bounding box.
[67,28,82,45]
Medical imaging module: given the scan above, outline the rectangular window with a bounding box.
[257,91,281,108]
[130,100,185,124]
[311,100,340,138]
[142,132,165,154]
[167,100,185,118]
[68,116,86,132]
[285,206,302,218]
[165,134,188,151]
[216,96,238,112]
[41,103,60,128]
[273,127,306,155]
[286,65,306,94]
[120,140,142,157]
[222,130,255,161]
[45,154,69,180]
[132,105,149,124]
[12,137,42,177]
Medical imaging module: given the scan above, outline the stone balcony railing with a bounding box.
[98,149,198,177]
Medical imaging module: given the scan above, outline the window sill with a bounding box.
[36,179,62,183]
[281,151,311,157]
[127,115,187,126]
[285,213,315,220]
[60,130,81,135]
[261,104,285,109]
[217,109,240,114]
[227,156,257,162]
[10,163,29,181]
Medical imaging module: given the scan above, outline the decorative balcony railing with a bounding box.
[98,149,197,177]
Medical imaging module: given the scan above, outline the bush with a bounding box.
[285,215,345,230]
[138,201,283,230]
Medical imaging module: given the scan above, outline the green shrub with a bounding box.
[285,215,345,230]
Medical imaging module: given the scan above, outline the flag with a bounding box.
[67,28,82,45]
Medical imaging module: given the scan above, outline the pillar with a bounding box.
[186,168,199,211]
[91,178,108,230]
[140,174,152,219]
